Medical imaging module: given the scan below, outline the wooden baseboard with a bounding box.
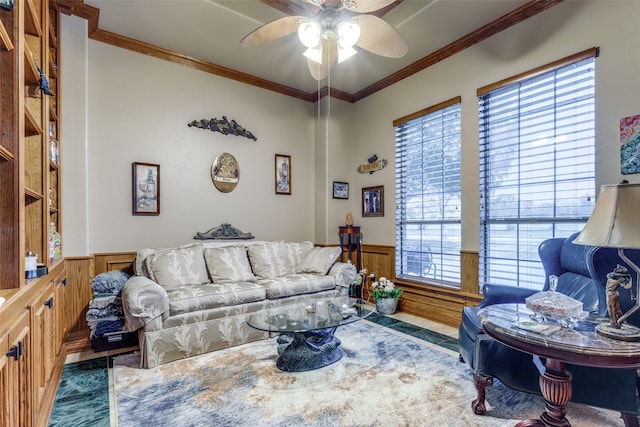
[65,332,92,354]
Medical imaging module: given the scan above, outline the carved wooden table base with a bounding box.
[515,358,572,427]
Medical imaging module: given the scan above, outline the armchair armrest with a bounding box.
[121,276,170,332]
[478,283,538,308]
[328,262,357,289]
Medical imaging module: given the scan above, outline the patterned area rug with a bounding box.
[113,321,622,426]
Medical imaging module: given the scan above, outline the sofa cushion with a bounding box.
[256,274,336,299]
[168,282,267,315]
[146,245,209,292]
[204,246,256,283]
[297,246,341,274]
[247,242,294,278]
[283,241,314,271]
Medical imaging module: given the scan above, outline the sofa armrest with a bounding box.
[327,262,357,289]
[121,276,170,332]
[478,283,538,308]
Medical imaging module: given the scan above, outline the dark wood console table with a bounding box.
[339,226,361,271]
[478,304,640,427]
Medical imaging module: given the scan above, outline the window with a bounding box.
[395,97,462,285]
[479,49,597,290]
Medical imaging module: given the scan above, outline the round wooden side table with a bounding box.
[478,304,640,427]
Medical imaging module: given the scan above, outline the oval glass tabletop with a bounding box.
[246,296,373,333]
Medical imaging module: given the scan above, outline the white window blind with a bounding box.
[479,51,596,290]
[395,97,462,285]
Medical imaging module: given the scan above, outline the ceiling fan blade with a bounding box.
[240,16,302,47]
[308,40,338,80]
[355,14,408,58]
[264,0,320,16]
[346,0,398,14]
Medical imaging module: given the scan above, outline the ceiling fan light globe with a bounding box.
[298,21,322,48]
[338,46,357,63]
[303,46,323,64]
[337,20,360,48]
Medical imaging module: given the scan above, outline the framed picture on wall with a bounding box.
[275,154,291,195]
[132,162,160,215]
[362,185,384,217]
[332,181,349,199]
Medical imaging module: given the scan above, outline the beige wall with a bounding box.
[347,0,640,250]
[61,1,640,256]
[62,16,317,254]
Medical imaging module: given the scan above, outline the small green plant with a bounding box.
[371,277,403,299]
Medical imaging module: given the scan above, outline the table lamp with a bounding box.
[573,183,640,341]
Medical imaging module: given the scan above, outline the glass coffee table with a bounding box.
[246,296,374,372]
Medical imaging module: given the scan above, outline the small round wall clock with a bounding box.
[211,152,239,193]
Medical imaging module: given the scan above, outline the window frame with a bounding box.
[394,96,462,287]
[478,48,598,291]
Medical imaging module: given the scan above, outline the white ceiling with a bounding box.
[84,0,532,95]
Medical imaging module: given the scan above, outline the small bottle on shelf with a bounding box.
[49,222,61,263]
[49,222,55,264]
[49,124,58,166]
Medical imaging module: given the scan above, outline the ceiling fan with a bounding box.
[240,0,408,80]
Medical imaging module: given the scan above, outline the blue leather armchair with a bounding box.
[458,232,640,426]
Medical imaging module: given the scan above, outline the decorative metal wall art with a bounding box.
[194,223,254,240]
[211,153,240,193]
[188,116,257,141]
[357,154,388,174]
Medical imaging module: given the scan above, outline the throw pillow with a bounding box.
[297,246,342,274]
[247,242,294,278]
[203,246,256,283]
[134,248,155,278]
[135,242,202,280]
[146,245,209,292]
[283,241,314,271]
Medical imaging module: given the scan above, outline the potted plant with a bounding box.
[371,277,403,315]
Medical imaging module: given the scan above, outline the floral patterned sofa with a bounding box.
[121,240,356,368]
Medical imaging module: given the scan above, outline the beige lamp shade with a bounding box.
[573,183,640,249]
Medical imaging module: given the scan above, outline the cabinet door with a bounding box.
[30,285,55,423]
[53,269,67,357]
[3,312,32,427]
[0,333,9,427]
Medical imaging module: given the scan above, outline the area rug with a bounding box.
[112,321,622,426]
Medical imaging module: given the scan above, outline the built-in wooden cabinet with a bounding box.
[0,1,66,425]
[0,262,66,427]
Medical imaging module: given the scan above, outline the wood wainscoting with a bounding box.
[62,247,483,352]
[362,245,483,328]
[64,252,135,353]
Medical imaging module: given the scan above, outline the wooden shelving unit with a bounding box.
[0,0,64,289]
[0,4,66,426]
[0,17,13,50]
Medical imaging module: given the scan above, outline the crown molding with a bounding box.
[58,0,563,104]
